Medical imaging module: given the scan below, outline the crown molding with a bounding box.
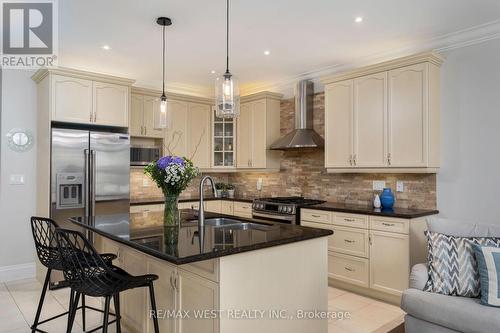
[240,91,283,103]
[240,19,500,97]
[131,86,213,104]
[31,66,135,85]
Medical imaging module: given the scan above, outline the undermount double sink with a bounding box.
[203,218,274,231]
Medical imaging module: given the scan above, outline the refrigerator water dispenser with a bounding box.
[56,173,84,209]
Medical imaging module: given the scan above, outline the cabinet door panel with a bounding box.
[144,96,165,138]
[236,103,252,168]
[388,64,428,167]
[325,81,353,168]
[121,247,147,332]
[329,252,369,287]
[354,73,387,167]
[165,100,189,157]
[52,75,93,124]
[188,103,211,168]
[205,200,222,213]
[177,269,219,333]
[93,82,129,127]
[147,258,176,333]
[369,230,409,295]
[130,94,144,136]
[250,100,267,168]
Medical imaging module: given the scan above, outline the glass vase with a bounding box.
[163,195,180,227]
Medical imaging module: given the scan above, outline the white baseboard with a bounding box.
[0,262,36,282]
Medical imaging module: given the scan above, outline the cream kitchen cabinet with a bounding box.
[146,258,176,333]
[176,268,219,333]
[164,100,211,169]
[369,229,409,296]
[301,209,428,304]
[322,52,443,173]
[93,81,129,127]
[32,68,134,127]
[130,93,164,138]
[236,92,282,170]
[205,200,222,213]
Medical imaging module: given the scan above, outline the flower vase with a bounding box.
[163,225,179,256]
[163,195,180,227]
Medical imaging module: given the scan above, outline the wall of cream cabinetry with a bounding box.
[301,208,427,304]
[322,52,443,173]
[32,68,133,127]
[132,200,249,218]
[236,92,282,171]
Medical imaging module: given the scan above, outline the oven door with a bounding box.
[252,211,297,224]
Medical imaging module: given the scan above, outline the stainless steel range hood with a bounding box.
[270,80,324,150]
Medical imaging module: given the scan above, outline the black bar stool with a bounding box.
[30,217,117,333]
[55,228,161,333]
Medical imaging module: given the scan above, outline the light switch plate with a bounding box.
[9,174,25,185]
[373,180,385,191]
[396,181,404,192]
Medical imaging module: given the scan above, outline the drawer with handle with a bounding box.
[330,225,369,258]
[333,213,368,229]
[329,252,369,288]
[370,217,409,234]
[301,209,331,225]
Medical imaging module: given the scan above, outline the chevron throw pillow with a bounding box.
[424,231,500,297]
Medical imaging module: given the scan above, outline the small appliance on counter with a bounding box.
[252,196,325,224]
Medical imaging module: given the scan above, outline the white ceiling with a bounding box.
[58,0,500,96]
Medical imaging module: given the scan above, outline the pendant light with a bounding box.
[215,0,240,119]
[156,17,172,129]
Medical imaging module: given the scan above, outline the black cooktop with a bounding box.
[257,196,326,206]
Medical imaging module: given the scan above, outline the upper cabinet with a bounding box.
[212,107,236,169]
[236,92,282,170]
[130,91,164,138]
[32,68,134,127]
[322,52,443,173]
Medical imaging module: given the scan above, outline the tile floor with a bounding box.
[0,278,404,333]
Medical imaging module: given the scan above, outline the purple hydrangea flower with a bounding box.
[156,156,185,169]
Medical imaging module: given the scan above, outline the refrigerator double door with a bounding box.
[50,128,130,228]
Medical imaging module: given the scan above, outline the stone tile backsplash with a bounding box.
[131,92,437,209]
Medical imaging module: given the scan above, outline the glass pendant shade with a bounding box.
[156,94,169,129]
[215,72,240,118]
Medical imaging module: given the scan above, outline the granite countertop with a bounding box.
[130,196,254,205]
[69,210,332,265]
[303,202,438,219]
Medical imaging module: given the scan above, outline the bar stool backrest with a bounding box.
[30,217,60,269]
[54,228,125,295]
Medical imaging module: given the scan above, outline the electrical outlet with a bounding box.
[396,181,404,192]
[142,177,150,187]
[373,180,385,191]
[256,178,263,191]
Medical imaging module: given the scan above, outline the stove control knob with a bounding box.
[278,206,283,212]
[286,206,292,213]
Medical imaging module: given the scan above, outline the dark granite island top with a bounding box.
[69,210,332,265]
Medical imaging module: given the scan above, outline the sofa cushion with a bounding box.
[401,288,500,333]
[427,217,500,237]
[424,231,500,297]
[474,245,500,307]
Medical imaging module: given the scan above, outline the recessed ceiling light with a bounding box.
[102,45,111,50]
[264,50,270,55]
[210,70,216,74]
[355,16,363,23]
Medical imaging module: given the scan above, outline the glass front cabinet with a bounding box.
[212,107,236,168]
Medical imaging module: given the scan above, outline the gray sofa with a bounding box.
[400,217,500,333]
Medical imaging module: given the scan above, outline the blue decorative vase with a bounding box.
[380,188,395,209]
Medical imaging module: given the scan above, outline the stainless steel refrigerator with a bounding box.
[50,127,130,286]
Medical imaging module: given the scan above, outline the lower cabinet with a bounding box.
[301,210,414,302]
[177,269,219,333]
[95,235,219,333]
[369,230,409,296]
[205,200,222,214]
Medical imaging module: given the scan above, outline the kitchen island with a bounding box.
[70,210,332,333]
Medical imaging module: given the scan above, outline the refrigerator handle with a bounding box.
[90,150,97,216]
[84,149,90,217]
